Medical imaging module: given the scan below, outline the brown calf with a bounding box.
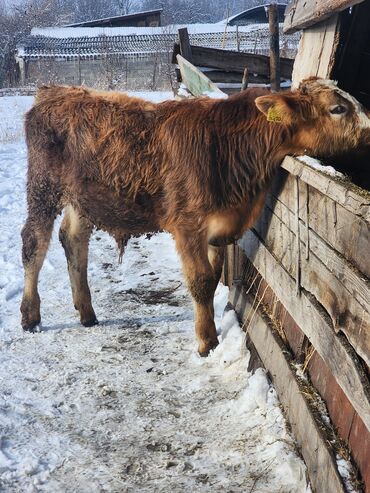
[20,78,370,355]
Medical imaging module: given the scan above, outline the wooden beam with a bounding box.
[172,43,294,79]
[284,0,365,34]
[290,14,340,87]
[241,68,249,91]
[230,285,347,493]
[238,230,370,432]
[268,3,281,91]
[176,55,226,97]
[177,70,270,85]
[271,165,370,278]
[178,28,193,63]
[203,70,243,84]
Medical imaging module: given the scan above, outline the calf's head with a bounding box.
[255,77,370,158]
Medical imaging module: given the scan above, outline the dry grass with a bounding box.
[302,345,316,373]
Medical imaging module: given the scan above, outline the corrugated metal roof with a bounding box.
[18,27,299,60]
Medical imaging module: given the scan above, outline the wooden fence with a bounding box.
[224,156,370,492]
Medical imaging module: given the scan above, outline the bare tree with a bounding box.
[0,0,64,86]
[139,0,281,24]
[117,0,138,15]
[0,0,123,86]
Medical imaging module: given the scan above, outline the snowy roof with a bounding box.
[30,23,263,38]
[18,24,299,60]
[65,9,163,28]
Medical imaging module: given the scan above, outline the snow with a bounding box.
[337,456,358,493]
[202,90,228,99]
[0,93,311,492]
[297,155,346,179]
[31,23,264,39]
[123,91,173,103]
[177,83,193,98]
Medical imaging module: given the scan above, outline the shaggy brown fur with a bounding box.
[20,78,370,355]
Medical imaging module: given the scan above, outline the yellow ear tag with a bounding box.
[267,106,283,122]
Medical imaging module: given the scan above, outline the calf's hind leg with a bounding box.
[21,215,55,331]
[21,178,62,331]
[59,205,97,327]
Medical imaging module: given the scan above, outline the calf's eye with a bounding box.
[330,105,347,115]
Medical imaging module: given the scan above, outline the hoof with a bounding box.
[81,317,99,327]
[22,319,41,333]
[198,339,219,357]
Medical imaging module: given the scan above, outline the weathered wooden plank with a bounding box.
[202,70,242,84]
[177,67,246,85]
[290,15,340,86]
[178,28,193,63]
[268,3,281,91]
[188,70,269,85]
[222,244,235,287]
[230,285,347,493]
[236,258,370,491]
[282,156,370,220]
[307,350,356,442]
[265,190,370,315]
[172,43,294,79]
[207,70,269,85]
[238,230,370,431]
[348,413,370,489]
[176,55,226,97]
[274,163,370,278]
[241,68,249,91]
[284,0,365,34]
[253,199,370,365]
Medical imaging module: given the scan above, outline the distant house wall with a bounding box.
[67,11,162,28]
[114,13,161,27]
[24,55,174,91]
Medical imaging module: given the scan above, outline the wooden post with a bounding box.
[221,8,229,50]
[241,68,249,91]
[178,28,193,63]
[16,56,25,86]
[268,3,281,92]
[236,25,240,52]
[78,54,81,85]
[294,175,301,295]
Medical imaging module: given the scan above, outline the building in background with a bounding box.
[225,3,287,25]
[65,9,162,28]
[15,7,299,91]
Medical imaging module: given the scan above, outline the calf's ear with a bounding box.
[255,94,298,125]
[256,93,316,125]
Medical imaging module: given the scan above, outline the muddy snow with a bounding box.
[0,94,311,492]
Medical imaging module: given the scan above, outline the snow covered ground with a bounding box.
[0,94,311,492]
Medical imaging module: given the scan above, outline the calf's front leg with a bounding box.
[174,231,219,356]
